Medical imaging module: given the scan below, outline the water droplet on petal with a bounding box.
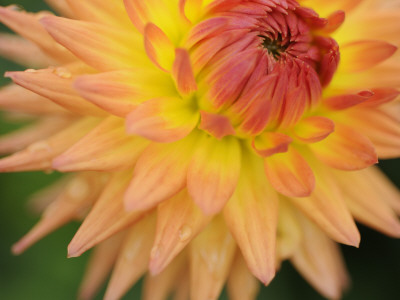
[27,141,52,153]
[54,67,72,79]
[9,4,24,11]
[178,225,192,241]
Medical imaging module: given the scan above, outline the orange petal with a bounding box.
[172,48,198,94]
[144,23,175,71]
[190,216,236,300]
[293,116,335,143]
[291,213,349,300]
[12,173,102,255]
[125,97,199,143]
[361,88,400,107]
[0,117,98,172]
[288,161,360,247]
[68,172,145,257]
[252,132,292,157]
[53,117,148,172]
[198,111,236,139]
[124,134,197,211]
[264,147,315,197]
[187,134,241,215]
[5,67,106,116]
[104,213,156,300]
[78,233,125,300]
[149,190,211,275]
[310,123,378,170]
[339,40,397,73]
[40,15,147,71]
[224,151,278,285]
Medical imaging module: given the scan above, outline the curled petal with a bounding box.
[323,90,374,110]
[293,116,335,143]
[252,132,292,157]
[172,48,198,94]
[264,147,315,197]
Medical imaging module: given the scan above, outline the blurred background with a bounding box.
[0,0,399,299]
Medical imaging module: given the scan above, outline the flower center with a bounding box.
[260,35,289,60]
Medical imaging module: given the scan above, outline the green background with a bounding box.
[0,1,399,299]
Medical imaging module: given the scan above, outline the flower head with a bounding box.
[0,0,399,299]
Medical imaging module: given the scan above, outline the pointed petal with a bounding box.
[264,147,315,197]
[310,123,378,170]
[190,216,236,300]
[12,173,102,255]
[0,33,55,68]
[124,134,197,211]
[334,169,400,237]
[227,253,260,300]
[0,6,73,62]
[323,90,374,110]
[78,233,125,300]
[5,67,106,116]
[0,117,70,155]
[126,97,199,143]
[187,134,241,215]
[293,116,335,143]
[289,161,360,247]
[149,190,211,275]
[291,213,349,300]
[104,214,156,300]
[68,172,145,257]
[53,117,148,172]
[0,84,68,115]
[0,117,98,172]
[339,40,397,73]
[224,151,278,285]
[40,15,147,71]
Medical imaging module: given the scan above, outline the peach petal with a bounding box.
[68,172,145,257]
[149,190,212,275]
[291,213,349,300]
[224,152,278,285]
[104,214,156,300]
[187,135,241,215]
[78,233,125,300]
[190,217,236,300]
[198,111,236,139]
[124,135,197,211]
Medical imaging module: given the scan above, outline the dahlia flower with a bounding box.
[0,0,399,299]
